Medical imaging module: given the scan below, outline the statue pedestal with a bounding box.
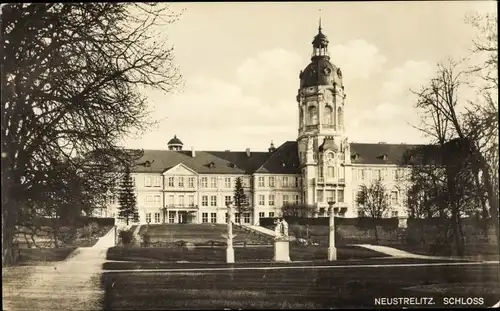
[273,238,290,262]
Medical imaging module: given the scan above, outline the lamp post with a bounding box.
[328,200,337,261]
[225,202,235,263]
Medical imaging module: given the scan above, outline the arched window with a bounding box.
[338,107,344,127]
[324,105,333,125]
[308,106,318,125]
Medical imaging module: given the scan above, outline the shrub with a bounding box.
[141,233,151,247]
[58,226,76,244]
[119,230,134,246]
[175,240,187,247]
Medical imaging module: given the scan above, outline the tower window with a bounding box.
[308,106,318,125]
[324,105,333,125]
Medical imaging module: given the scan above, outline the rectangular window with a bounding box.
[243,212,250,224]
[392,170,397,180]
[225,213,229,223]
[259,195,265,206]
[168,177,174,187]
[154,195,161,205]
[326,190,335,203]
[269,176,275,187]
[295,177,299,187]
[146,213,151,223]
[178,177,184,187]
[375,169,382,180]
[235,213,241,224]
[210,195,217,207]
[188,195,195,207]
[258,177,265,187]
[294,195,299,204]
[145,195,153,205]
[282,176,289,188]
[391,211,399,217]
[242,178,249,187]
[154,213,161,223]
[317,191,324,203]
[391,191,399,205]
[178,195,185,207]
[210,212,217,223]
[225,195,232,206]
[319,167,324,178]
[269,195,275,206]
[201,195,208,206]
[201,177,208,188]
[188,177,195,188]
[353,169,357,181]
[224,177,231,188]
[338,190,344,203]
[202,213,208,223]
[168,211,175,223]
[131,176,136,186]
[283,195,289,205]
[360,169,365,180]
[168,195,174,206]
[258,212,265,219]
[154,176,162,187]
[269,212,275,218]
[145,176,152,187]
[210,177,217,188]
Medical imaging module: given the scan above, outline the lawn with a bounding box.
[138,224,273,245]
[16,247,77,266]
[100,262,500,309]
[103,244,387,269]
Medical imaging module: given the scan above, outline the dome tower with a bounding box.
[296,21,350,210]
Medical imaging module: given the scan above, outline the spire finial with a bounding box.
[318,9,322,33]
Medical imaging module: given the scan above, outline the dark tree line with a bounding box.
[1,3,181,266]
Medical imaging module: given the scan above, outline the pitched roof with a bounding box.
[129,141,437,174]
[349,143,438,165]
[131,149,273,174]
[255,141,301,174]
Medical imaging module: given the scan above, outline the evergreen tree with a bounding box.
[233,177,248,225]
[118,167,139,225]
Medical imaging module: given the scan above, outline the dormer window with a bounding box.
[381,154,388,161]
[351,153,360,160]
[208,161,215,168]
[144,160,151,167]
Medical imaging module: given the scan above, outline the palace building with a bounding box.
[100,25,423,225]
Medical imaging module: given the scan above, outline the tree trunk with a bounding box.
[2,200,20,267]
[373,218,379,245]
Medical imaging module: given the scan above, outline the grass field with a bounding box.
[139,224,273,245]
[100,262,500,309]
[104,244,386,268]
[16,247,77,266]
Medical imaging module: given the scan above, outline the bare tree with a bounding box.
[1,3,182,266]
[356,179,390,244]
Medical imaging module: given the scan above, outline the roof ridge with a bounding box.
[255,142,289,173]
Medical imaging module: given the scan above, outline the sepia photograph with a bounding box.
[2,1,499,310]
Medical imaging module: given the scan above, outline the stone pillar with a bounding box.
[328,202,337,261]
[398,216,408,229]
[226,203,235,264]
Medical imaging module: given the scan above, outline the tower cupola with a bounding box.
[167,135,183,151]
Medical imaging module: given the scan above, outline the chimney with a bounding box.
[191,146,195,158]
[268,141,276,153]
[245,148,251,157]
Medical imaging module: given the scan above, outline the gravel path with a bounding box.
[3,227,116,311]
[352,244,456,260]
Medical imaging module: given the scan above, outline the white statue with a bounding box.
[307,138,314,151]
[281,219,289,238]
[274,218,282,237]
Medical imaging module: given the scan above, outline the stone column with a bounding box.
[226,203,235,263]
[328,201,337,261]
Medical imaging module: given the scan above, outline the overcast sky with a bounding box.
[121,1,497,152]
